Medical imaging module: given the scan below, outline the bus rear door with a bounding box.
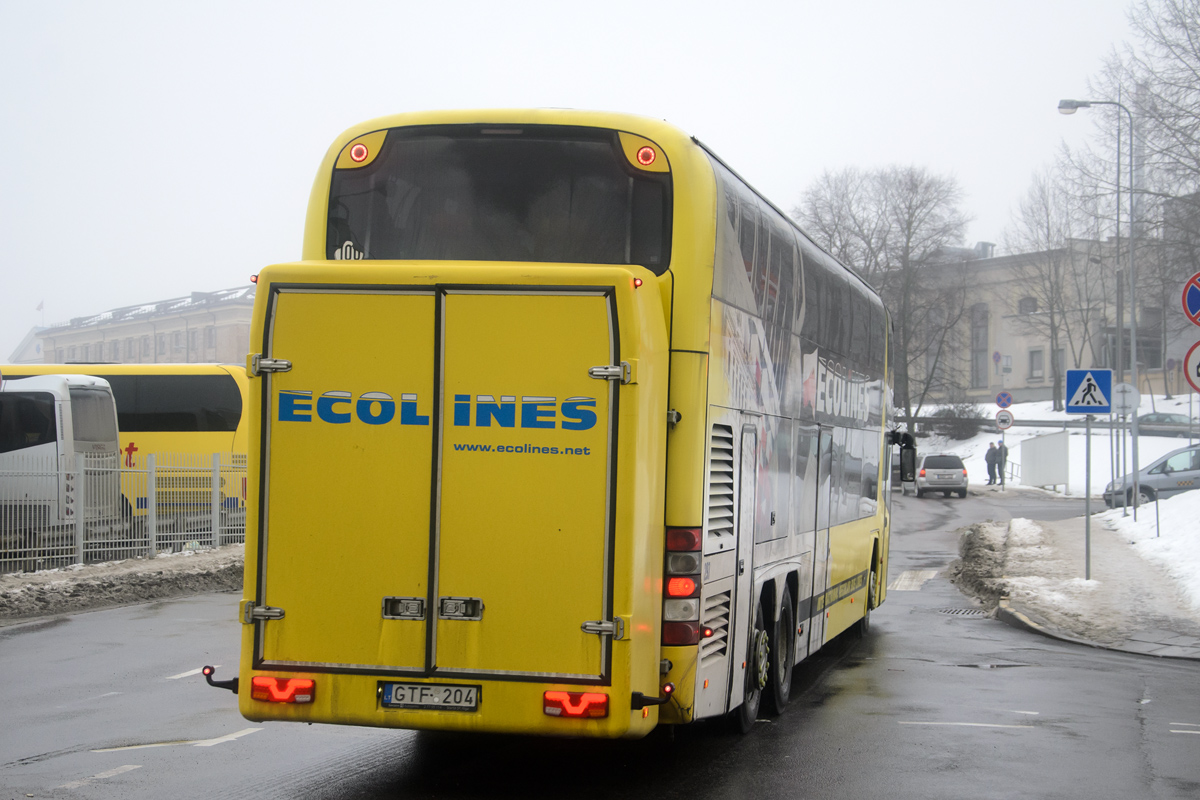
[254,285,617,684]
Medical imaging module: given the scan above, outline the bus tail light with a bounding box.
[663,527,702,644]
[666,527,701,551]
[250,676,315,704]
[662,621,700,645]
[544,691,608,718]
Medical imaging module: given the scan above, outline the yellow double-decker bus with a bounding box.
[217,110,906,738]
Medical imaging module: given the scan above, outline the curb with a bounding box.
[996,599,1200,661]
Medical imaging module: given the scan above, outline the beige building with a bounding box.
[917,239,1191,405]
[27,287,254,366]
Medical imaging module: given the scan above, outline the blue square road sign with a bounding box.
[1065,369,1113,414]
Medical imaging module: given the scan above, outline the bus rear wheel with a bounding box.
[732,597,767,733]
[764,585,794,716]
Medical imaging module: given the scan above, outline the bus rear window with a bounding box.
[0,392,57,453]
[69,387,118,444]
[327,126,672,272]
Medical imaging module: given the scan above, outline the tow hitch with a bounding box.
[203,665,239,694]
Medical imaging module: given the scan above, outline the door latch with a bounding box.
[243,604,285,623]
[588,361,633,384]
[439,597,484,620]
[582,618,625,640]
[382,597,426,620]
[249,354,292,376]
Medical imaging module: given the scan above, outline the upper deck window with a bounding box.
[326,126,671,272]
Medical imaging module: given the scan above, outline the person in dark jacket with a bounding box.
[985,442,999,485]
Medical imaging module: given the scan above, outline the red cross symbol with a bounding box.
[123,441,139,467]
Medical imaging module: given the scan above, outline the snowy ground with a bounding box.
[937,393,1200,646]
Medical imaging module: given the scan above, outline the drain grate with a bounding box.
[938,608,990,617]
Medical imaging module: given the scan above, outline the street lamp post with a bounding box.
[1058,98,1142,513]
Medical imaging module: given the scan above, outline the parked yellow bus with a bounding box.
[0,364,248,513]
[217,110,905,739]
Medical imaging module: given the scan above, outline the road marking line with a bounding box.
[1171,722,1199,726]
[165,666,216,680]
[58,764,141,789]
[1010,710,1040,715]
[193,727,262,747]
[899,722,1034,729]
[93,728,262,752]
[888,570,939,591]
[1171,730,1200,735]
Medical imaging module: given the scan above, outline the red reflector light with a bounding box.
[666,576,697,597]
[544,691,608,718]
[633,278,643,288]
[350,143,369,162]
[250,274,258,284]
[250,676,315,704]
[636,146,656,166]
[662,621,700,645]
[666,527,702,551]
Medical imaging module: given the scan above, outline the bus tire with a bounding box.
[764,585,794,716]
[856,568,877,637]
[732,597,767,733]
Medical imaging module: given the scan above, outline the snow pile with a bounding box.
[1099,491,1200,613]
[0,545,244,622]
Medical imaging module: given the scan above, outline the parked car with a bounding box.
[1136,412,1196,438]
[1103,443,1200,507]
[914,453,968,498]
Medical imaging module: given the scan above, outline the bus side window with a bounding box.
[801,246,823,346]
[738,200,758,293]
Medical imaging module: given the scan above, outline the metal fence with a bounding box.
[0,452,246,574]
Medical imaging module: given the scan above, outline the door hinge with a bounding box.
[243,604,285,623]
[581,618,625,640]
[588,361,634,384]
[248,354,292,376]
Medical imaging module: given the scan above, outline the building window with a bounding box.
[68,346,77,361]
[141,337,151,359]
[1029,349,1045,380]
[125,338,134,359]
[1018,296,1038,315]
[54,349,64,363]
[173,331,183,350]
[157,334,167,355]
[970,303,989,389]
[205,326,216,348]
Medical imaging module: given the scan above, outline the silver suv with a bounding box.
[1103,444,1200,507]
[915,453,968,498]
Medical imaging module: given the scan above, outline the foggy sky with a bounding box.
[0,0,1134,358]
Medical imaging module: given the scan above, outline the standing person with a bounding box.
[997,440,1008,484]
[985,442,998,485]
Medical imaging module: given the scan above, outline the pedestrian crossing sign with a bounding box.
[1065,369,1113,414]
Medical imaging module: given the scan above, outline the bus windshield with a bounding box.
[326,127,671,271]
[68,387,118,444]
[0,392,57,453]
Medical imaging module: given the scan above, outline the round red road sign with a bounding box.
[996,409,1014,430]
[1185,272,1200,328]
[1185,340,1200,394]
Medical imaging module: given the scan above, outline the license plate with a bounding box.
[938,473,953,480]
[381,682,479,711]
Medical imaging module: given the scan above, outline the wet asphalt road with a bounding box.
[2,487,1198,799]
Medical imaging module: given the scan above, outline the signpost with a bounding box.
[1066,369,1113,580]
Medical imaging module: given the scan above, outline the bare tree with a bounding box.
[794,166,971,423]
[1003,168,1109,409]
